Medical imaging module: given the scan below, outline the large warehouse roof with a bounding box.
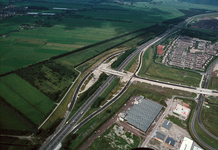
[126,98,162,132]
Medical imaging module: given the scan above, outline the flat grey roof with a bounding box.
[156,131,166,141]
[126,98,162,132]
[162,120,173,130]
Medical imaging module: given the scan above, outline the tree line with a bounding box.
[77,73,108,104]
[91,78,120,108]
[111,47,136,69]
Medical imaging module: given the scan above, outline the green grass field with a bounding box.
[145,63,201,86]
[1,0,217,75]
[124,53,139,72]
[207,96,218,104]
[0,104,30,131]
[201,104,218,137]
[194,117,218,150]
[87,124,140,150]
[0,74,54,125]
[138,47,153,76]
[56,29,148,69]
[209,77,218,91]
[138,46,201,86]
[2,74,54,115]
[0,15,148,75]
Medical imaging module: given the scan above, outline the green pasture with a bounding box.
[56,30,148,68]
[0,81,45,125]
[207,96,218,104]
[87,124,140,150]
[0,74,54,125]
[1,0,218,75]
[124,53,139,72]
[2,74,54,115]
[138,47,153,76]
[209,77,218,91]
[0,15,150,74]
[143,0,218,10]
[145,63,201,87]
[194,116,218,149]
[201,104,218,137]
[0,104,30,131]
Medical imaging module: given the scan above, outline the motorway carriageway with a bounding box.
[41,25,178,150]
[41,15,217,149]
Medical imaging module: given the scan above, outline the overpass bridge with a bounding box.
[100,67,126,77]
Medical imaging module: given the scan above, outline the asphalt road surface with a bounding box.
[190,58,218,150]
[41,24,178,150]
[40,14,217,150]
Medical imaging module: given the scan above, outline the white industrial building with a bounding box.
[173,104,191,119]
[180,137,193,150]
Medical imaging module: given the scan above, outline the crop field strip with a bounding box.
[2,74,54,115]
[0,81,45,124]
[0,103,30,131]
[0,1,218,149]
[1,0,217,75]
[0,81,46,116]
[55,29,150,68]
[0,74,55,125]
[0,22,151,75]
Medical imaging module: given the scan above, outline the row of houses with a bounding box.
[167,36,216,71]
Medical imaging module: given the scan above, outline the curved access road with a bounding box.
[40,13,217,150]
[190,58,218,150]
[40,21,180,150]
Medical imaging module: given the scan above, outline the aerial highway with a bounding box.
[40,20,179,150]
[190,58,218,150]
[40,14,217,150]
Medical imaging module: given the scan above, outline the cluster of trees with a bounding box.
[179,8,215,17]
[180,29,217,42]
[91,78,120,108]
[82,16,133,23]
[77,73,108,104]
[44,61,78,79]
[28,6,49,10]
[92,7,129,11]
[0,129,31,136]
[137,37,153,46]
[0,136,35,150]
[15,61,78,102]
[61,134,78,150]
[91,97,105,108]
[111,48,136,69]
[36,118,63,140]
